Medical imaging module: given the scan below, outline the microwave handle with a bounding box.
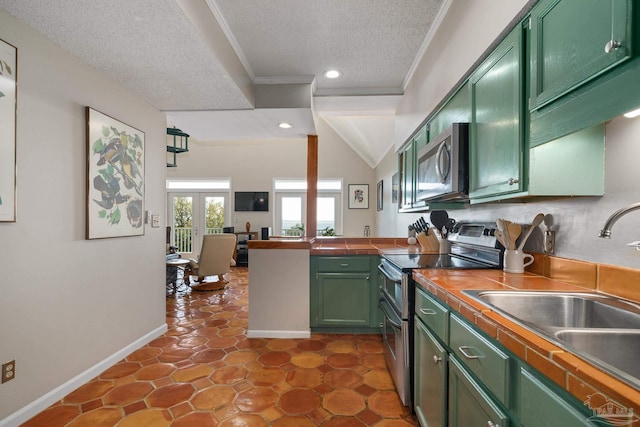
[434,141,450,183]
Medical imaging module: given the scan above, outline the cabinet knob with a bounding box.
[507,177,519,186]
[433,355,442,365]
[487,422,497,427]
[605,39,622,53]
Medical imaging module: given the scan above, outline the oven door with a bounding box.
[378,260,410,319]
[379,296,411,406]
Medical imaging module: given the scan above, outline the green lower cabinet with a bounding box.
[448,356,509,427]
[314,272,371,327]
[414,318,448,427]
[310,255,379,332]
[519,367,599,426]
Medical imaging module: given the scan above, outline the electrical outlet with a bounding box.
[2,360,15,383]
[544,230,555,254]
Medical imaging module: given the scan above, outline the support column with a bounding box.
[306,135,318,238]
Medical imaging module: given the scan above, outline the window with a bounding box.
[167,179,231,256]
[274,179,343,236]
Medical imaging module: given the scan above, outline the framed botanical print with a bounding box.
[86,107,145,239]
[348,184,369,209]
[0,38,17,222]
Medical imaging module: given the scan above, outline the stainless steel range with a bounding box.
[377,221,504,407]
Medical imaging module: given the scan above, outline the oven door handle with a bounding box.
[379,298,402,330]
[378,263,402,283]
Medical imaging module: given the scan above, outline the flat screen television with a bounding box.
[234,191,269,212]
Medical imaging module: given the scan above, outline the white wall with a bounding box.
[0,10,167,424]
[376,1,640,270]
[167,117,376,237]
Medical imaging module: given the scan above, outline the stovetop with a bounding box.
[382,253,495,271]
[382,221,504,271]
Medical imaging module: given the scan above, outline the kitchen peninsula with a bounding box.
[246,237,411,338]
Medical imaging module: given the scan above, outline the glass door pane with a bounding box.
[169,194,195,256]
[203,195,226,235]
[278,194,305,236]
[317,196,335,235]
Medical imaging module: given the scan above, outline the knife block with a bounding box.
[416,230,440,253]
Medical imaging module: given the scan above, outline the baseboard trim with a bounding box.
[246,329,311,339]
[0,324,168,427]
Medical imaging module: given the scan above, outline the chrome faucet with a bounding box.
[599,202,640,238]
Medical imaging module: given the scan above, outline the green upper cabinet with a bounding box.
[469,26,524,200]
[399,125,427,211]
[529,0,633,112]
[428,83,472,140]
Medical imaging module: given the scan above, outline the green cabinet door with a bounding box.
[414,318,447,427]
[529,0,633,111]
[315,273,371,327]
[448,356,509,427]
[310,255,380,332]
[519,368,599,426]
[469,26,524,200]
[400,142,415,210]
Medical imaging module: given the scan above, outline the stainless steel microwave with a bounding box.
[414,122,469,205]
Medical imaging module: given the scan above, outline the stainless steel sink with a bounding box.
[554,329,640,381]
[463,290,640,389]
[464,290,640,331]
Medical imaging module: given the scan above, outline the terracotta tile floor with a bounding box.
[22,267,417,426]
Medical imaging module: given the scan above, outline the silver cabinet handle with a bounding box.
[340,263,349,267]
[419,308,437,315]
[458,346,483,359]
[487,422,497,427]
[605,39,622,53]
[433,355,442,365]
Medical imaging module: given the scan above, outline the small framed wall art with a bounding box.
[0,38,17,222]
[348,184,369,209]
[86,107,145,239]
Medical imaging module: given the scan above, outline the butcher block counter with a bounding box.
[413,264,640,420]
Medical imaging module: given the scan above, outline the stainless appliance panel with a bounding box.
[415,123,469,204]
[378,261,410,319]
[379,296,411,407]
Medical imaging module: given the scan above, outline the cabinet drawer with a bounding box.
[415,286,449,344]
[316,256,371,273]
[449,314,510,404]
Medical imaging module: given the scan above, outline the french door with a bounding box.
[167,192,230,258]
[275,192,306,236]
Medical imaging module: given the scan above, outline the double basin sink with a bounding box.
[463,290,640,388]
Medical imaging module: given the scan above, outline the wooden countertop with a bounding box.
[413,268,640,416]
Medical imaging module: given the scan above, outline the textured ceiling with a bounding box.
[0,0,448,167]
[212,0,444,95]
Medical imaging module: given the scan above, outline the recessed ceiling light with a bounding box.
[278,122,293,129]
[324,69,341,79]
[624,107,640,118]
